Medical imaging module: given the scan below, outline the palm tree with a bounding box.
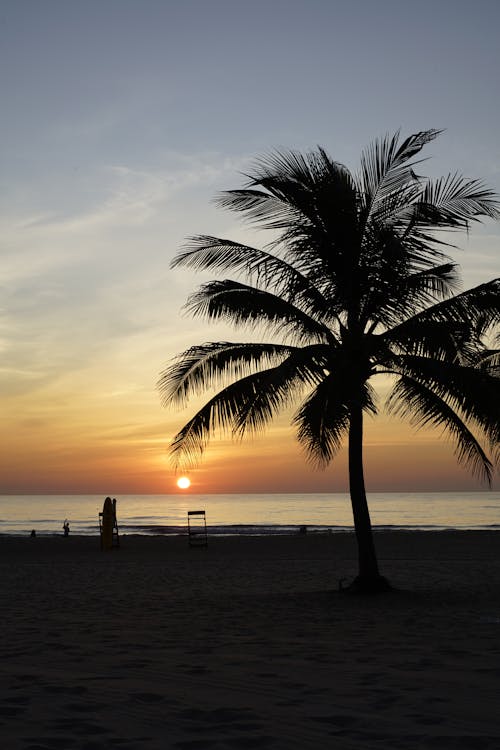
[158,130,500,592]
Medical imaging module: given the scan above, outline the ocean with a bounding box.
[0,492,499,537]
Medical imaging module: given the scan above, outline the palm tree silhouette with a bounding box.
[159,130,500,592]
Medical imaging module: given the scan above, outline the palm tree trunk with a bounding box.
[347,403,390,592]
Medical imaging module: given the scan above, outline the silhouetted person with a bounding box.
[30,529,36,538]
[63,519,70,537]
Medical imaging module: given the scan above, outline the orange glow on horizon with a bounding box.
[0,389,497,493]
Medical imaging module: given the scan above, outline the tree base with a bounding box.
[340,574,392,595]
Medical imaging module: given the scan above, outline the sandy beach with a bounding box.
[1,531,500,749]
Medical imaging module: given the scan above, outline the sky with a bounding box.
[1,0,499,495]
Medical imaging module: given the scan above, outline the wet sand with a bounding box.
[1,531,499,749]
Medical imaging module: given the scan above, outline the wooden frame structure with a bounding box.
[187,510,208,547]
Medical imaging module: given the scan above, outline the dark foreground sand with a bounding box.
[1,531,500,749]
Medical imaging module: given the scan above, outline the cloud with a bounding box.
[0,150,255,392]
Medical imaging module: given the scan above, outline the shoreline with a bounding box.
[2,524,499,540]
[2,530,500,748]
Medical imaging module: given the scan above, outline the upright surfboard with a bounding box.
[101,496,114,550]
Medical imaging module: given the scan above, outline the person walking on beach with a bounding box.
[63,519,70,537]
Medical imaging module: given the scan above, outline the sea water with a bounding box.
[0,492,499,537]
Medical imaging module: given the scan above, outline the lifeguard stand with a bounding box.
[187,510,208,547]
[99,497,120,550]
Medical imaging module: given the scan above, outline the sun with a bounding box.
[176,476,191,490]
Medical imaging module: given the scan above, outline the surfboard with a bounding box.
[101,496,114,550]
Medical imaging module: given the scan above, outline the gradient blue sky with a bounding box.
[1,0,499,493]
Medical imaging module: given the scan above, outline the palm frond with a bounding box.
[232,344,330,438]
[384,278,500,341]
[380,319,477,363]
[293,377,376,467]
[361,237,460,323]
[365,262,460,332]
[402,262,461,301]
[171,236,271,273]
[169,362,311,468]
[215,188,308,231]
[416,173,500,230]
[217,148,359,274]
[467,347,500,376]
[185,279,336,344]
[168,380,244,469]
[357,129,442,223]
[293,377,350,467]
[158,341,294,407]
[387,376,493,483]
[172,236,336,322]
[389,355,500,450]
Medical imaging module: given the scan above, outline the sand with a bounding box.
[1,530,500,749]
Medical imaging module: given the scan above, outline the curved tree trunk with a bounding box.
[347,403,391,592]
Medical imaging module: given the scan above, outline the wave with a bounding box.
[2,522,499,539]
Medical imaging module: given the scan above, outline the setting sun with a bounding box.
[176,476,191,490]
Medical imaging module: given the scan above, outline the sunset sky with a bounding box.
[1,0,499,495]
